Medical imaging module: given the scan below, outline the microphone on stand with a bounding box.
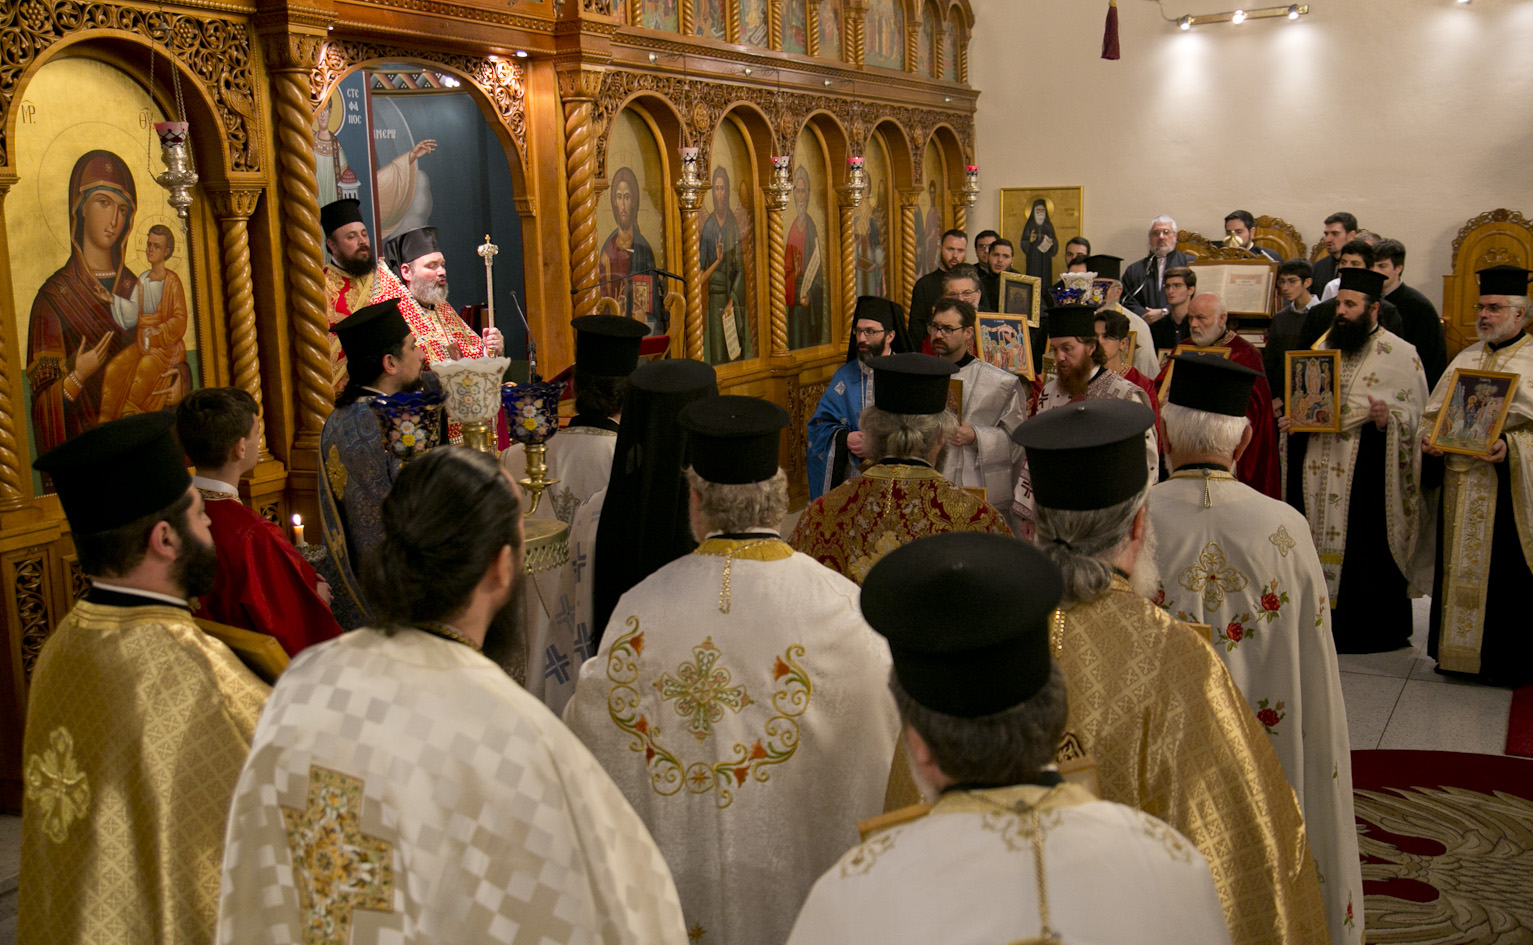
[569,267,685,295]
[507,289,539,382]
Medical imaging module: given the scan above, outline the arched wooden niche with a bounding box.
[701,105,774,367]
[3,53,224,498]
[787,115,849,352]
[310,59,529,354]
[595,99,684,338]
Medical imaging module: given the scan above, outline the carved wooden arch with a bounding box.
[867,115,915,187]
[0,19,262,178]
[594,89,687,181]
[925,122,966,188]
[942,0,976,28]
[914,0,941,77]
[792,109,851,167]
[1442,208,1533,357]
[309,42,529,196]
[941,3,970,82]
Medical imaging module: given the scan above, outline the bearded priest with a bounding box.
[1011,304,1157,539]
[565,395,900,945]
[23,413,270,945]
[219,448,687,944]
[321,197,411,394]
[1421,265,1533,686]
[1012,399,1328,945]
[1281,266,1428,653]
[790,353,1011,583]
[1148,352,1362,945]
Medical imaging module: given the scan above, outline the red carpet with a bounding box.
[1352,750,1533,944]
[1507,685,1533,758]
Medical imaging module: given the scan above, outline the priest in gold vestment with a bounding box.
[1013,399,1329,945]
[789,353,1011,583]
[22,413,270,945]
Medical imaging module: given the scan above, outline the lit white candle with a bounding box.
[291,513,306,547]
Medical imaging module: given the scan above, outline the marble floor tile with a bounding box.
[1376,679,1514,755]
[1336,646,1420,679]
[1339,672,1408,751]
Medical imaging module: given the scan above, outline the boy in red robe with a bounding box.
[175,387,342,655]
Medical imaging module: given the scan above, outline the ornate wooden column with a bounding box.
[0,175,32,512]
[898,186,920,307]
[952,199,968,236]
[847,0,868,67]
[957,163,979,237]
[835,159,867,341]
[256,11,334,456]
[765,156,792,355]
[559,65,605,321]
[206,186,271,459]
[676,148,709,361]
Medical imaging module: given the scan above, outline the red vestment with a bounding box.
[193,490,343,656]
[1154,335,1280,498]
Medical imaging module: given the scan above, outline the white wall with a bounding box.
[967,0,1533,310]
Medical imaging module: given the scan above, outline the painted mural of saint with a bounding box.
[701,165,752,363]
[784,0,808,53]
[740,0,768,46]
[26,150,191,458]
[597,166,666,334]
[696,0,726,39]
[818,0,842,59]
[855,187,886,299]
[313,94,355,203]
[786,166,827,348]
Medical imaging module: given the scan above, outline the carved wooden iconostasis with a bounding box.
[0,0,977,810]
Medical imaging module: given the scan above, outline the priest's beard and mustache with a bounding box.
[170,520,220,599]
[1126,516,1161,601]
[856,340,885,366]
[338,246,375,278]
[479,576,529,679]
[1330,312,1375,356]
[411,279,449,308]
[1057,357,1095,398]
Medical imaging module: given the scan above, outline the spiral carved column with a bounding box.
[848,0,867,66]
[953,203,968,236]
[677,191,707,362]
[765,158,791,356]
[559,67,604,321]
[836,192,859,342]
[263,32,333,449]
[208,187,269,459]
[898,188,920,309]
[0,176,30,509]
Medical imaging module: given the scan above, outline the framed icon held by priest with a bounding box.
[975,313,1036,380]
[997,272,1042,328]
[1284,350,1342,434]
[1427,367,1519,457]
[1158,345,1231,405]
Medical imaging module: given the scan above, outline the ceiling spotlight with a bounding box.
[515,49,528,58]
[1288,4,1299,17]
[1232,9,1245,23]
[1179,14,1191,28]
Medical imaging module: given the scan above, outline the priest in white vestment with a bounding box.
[565,395,901,945]
[1148,352,1362,945]
[501,315,648,524]
[787,532,1230,945]
[219,449,686,944]
[926,295,1027,506]
[1012,304,1158,537]
[1420,265,1533,686]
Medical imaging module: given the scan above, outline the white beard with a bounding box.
[1128,516,1161,601]
[412,281,449,307]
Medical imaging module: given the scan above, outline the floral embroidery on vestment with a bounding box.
[1177,541,1250,610]
[281,765,395,945]
[24,727,90,844]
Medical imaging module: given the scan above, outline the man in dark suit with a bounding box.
[1224,210,1280,261]
[1373,238,1448,386]
[1120,215,1193,321]
[1310,211,1358,293]
[1297,240,1403,348]
[909,228,968,343]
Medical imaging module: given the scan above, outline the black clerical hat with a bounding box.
[629,358,717,396]
[1167,352,1259,417]
[320,198,364,236]
[1477,265,1532,297]
[862,532,1063,718]
[1012,398,1156,511]
[573,315,648,377]
[332,299,411,362]
[1046,304,1099,339]
[387,226,440,271]
[679,396,788,484]
[1086,254,1122,281]
[854,296,901,331]
[34,412,191,533]
[869,353,958,414]
[1337,267,1385,299]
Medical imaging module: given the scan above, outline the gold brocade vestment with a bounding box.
[787,462,1011,584]
[1054,578,1328,945]
[20,599,270,945]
